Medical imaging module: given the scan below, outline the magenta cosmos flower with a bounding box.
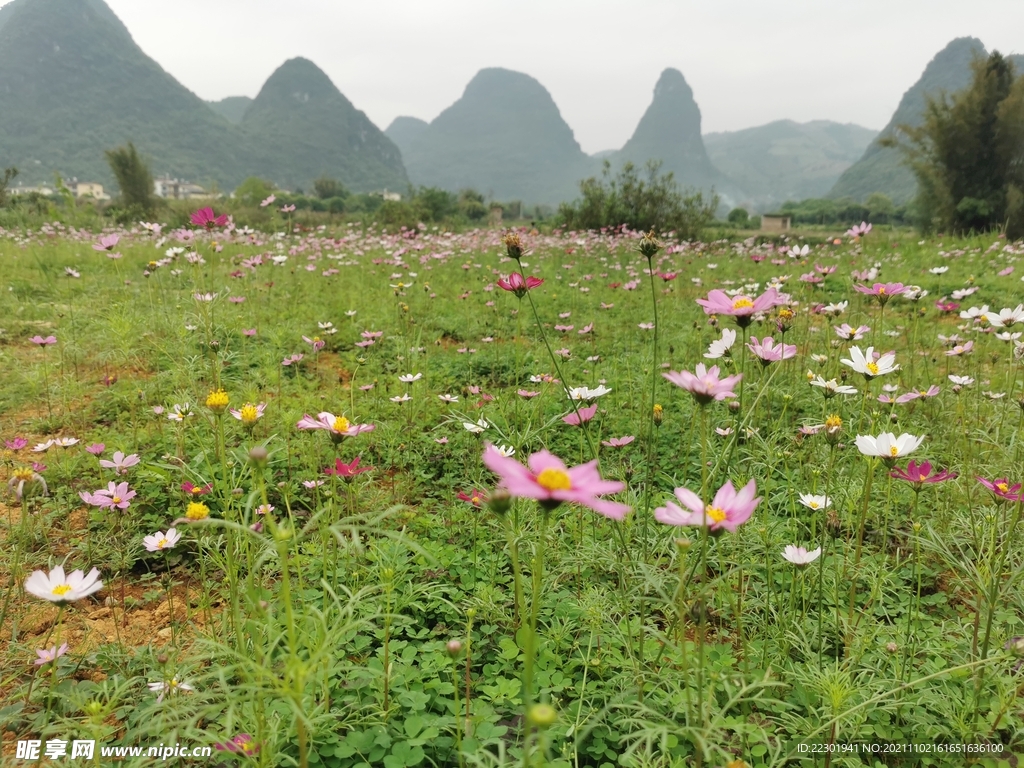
[30,335,57,346]
[324,456,373,479]
[497,272,543,298]
[695,288,784,327]
[80,481,136,510]
[663,363,742,405]
[190,207,228,229]
[747,336,796,365]
[853,282,906,306]
[977,476,1023,501]
[890,460,957,487]
[482,444,630,519]
[654,479,761,533]
[296,412,375,443]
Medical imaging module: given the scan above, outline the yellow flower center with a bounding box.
[157,538,168,548]
[52,584,72,597]
[240,404,259,423]
[997,482,1009,493]
[313,336,321,343]
[653,404,663,415]
[536,468,572,492]
[471,495,480,505]
[809,501,820,509]
[13,468,34,482]
[878,286,887,295]
[889,446,900,457]
[186,502,210,520]
[866,362,879,375]
[111,496,122,504]
[732,297,754,310]
[705,506,727,523]
[825,414,842,429]
[332,416,350,433]
[206,389,229,409]
[779,308,794,320]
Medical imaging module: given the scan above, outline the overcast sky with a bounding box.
[22,0,1024,154]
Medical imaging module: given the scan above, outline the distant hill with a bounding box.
[612,68,733,202]
[208,96,252,124]
[828,37,986,204]
[705,120,877,210]
[384,116,429,161]
[400,67,596,204]
[0,0,247,188]
[240,57,407,192]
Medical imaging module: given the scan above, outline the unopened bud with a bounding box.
[637,230,662,259]
[488,489,512,515]
[527,703,557,728]
[249,446,269,465]
[157,654,169,664]
[653,403,664,426]
[447,640,464,657]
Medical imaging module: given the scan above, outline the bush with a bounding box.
[105,142,155,217]
[557,160,718,239]
[727,207,749,227]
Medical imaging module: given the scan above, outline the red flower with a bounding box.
[457,489,488,507]
[977,476,1023,501]
[890,460,957,487]
[324,456,373,479]
[190,207,229,229]
[496,272,543,298]
[181,481,212,496]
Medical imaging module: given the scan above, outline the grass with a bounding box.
[1,217,1023,767]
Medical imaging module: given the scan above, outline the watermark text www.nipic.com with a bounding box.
[15,740,213,760]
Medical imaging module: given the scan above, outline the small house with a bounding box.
[762,213,792,232]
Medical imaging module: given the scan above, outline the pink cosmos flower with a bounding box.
[893,385,941,404]
[30,335,57,346]
[92,234,120,252]
[99,451,140,474]
[82,481,136,510]
[853,282,905,306]
[834,324,870,341]
[181,481,212,496]
[86,443,105,455]
[481,444,630,519]
[5,437,28,450]
[280,204,296,213]
[497,272,543,298]
[324,456,373,479]
[663,363,742,405]
[935,300,959,313]
[695,288,784,327]
[977,476,1023,501]
[654,479,761,533]
[260,194,276,208]
[890,460,957,486]
[846,221,872,238]
[562,403,598,426]
[214,734,259,756]
[746,336,796,365]
[518,389,540,398]
[602,435,636,447]
[190,207,229,229]
[243,329,257,337]
[296,412,375,442]
[302,335,326,352]
[946,341,974,356]
[282,354,304,366]
[34,642,70,666]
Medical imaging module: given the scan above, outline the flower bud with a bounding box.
[527,703,557,728]
[637,230,662,259]
[653,404,663,426]
[249,445,269,466]
[446,640,464,657]
[488,489,512,515]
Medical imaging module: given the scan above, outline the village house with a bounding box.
[153,177,214,200]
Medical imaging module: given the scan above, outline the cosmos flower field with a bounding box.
[2,214,1024,767]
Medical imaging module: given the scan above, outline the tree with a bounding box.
[105,142,154,215]
[727,207,749,227]
[313,176,346,200]
[888,52,1023,235]
[557,160,719,239]
[235,177,276,207]
[0,166,18,208]
[865,192,895,223]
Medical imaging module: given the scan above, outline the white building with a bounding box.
[153,177,213,200]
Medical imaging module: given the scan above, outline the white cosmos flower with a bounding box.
[25,566,103,603]
[996,331,1023,342]
[798,494,831,510]
[960,305,989,320]
[808,376,857,397]
[704,328,737,359]
[463,419,488,434]
[494,444,516,457]
[438,394,459,403]
[948,374,974,386]
[143,528,181,552]
[148,677,194,703]
[929,266,949,274]
[901,286,928,301]
[822,301,848,316]
[567,385,612,400]
[398,373,423,383]
[782,545,821,565]
[840,346,898,378]
[985,305,1024,328]
[855,432,924,460]
[390,393,412,403]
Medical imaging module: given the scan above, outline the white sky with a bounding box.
[13,0,1024,154]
